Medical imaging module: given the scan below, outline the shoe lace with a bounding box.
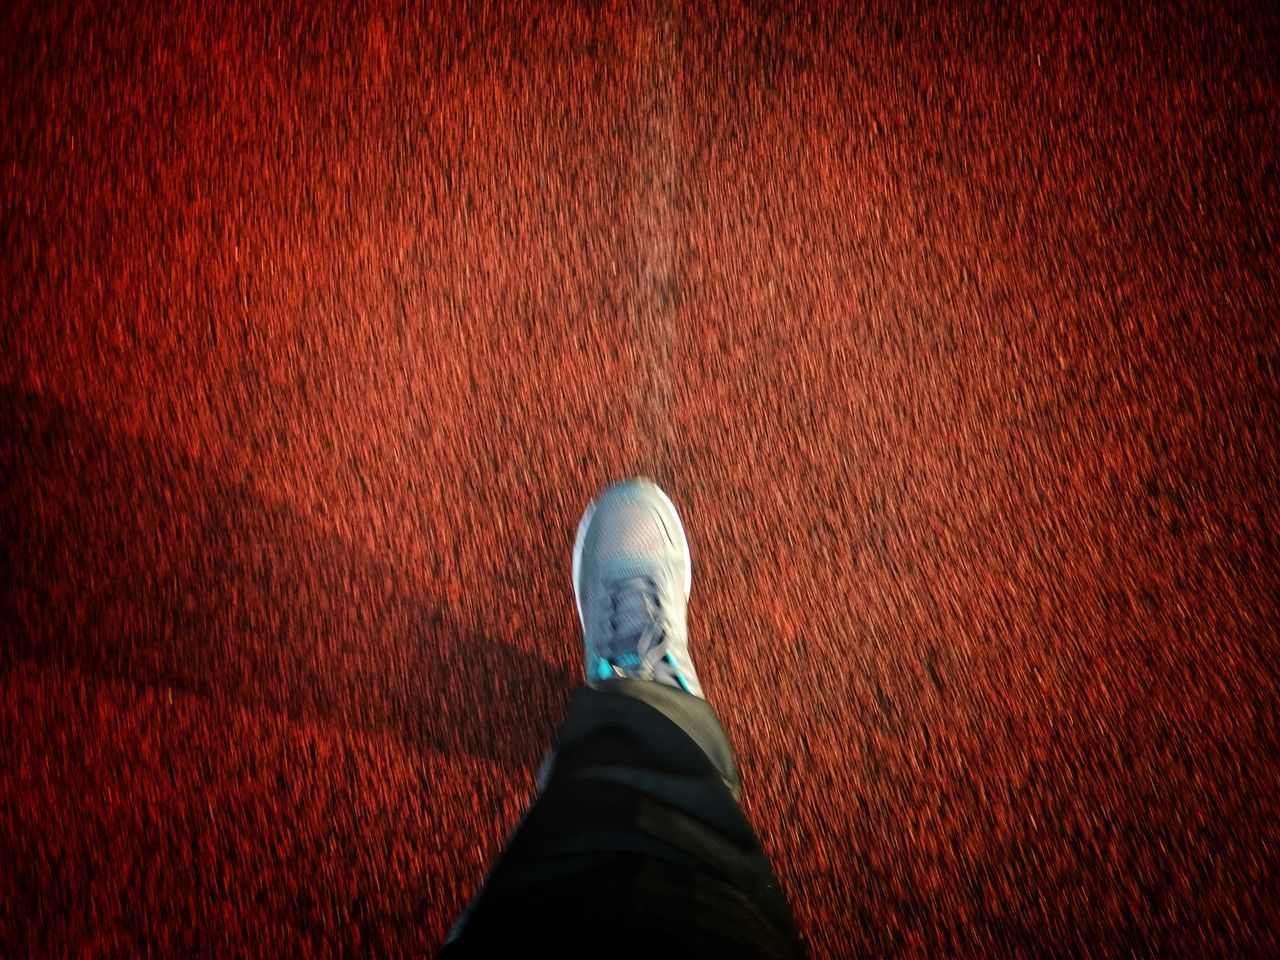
[602,575,680,684]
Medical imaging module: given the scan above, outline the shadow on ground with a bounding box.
[0,384,571,769]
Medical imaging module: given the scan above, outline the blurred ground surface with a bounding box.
[2,1,1278,956]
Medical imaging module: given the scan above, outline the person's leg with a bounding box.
[439,479,805,958]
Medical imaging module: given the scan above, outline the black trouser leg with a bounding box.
[439,679,806,959]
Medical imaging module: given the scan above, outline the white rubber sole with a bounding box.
[572,481,692,630]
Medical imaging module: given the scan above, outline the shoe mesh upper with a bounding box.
[592,502,667,556]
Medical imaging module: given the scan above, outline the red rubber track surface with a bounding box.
[2,2,1277,956]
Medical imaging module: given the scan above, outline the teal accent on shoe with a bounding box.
[597,660,614,681]
[665,655,692,693]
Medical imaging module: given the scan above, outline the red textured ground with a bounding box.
[2,1,1278,956]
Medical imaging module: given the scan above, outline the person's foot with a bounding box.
[572,477,703,697]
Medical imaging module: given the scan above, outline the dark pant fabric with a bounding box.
[438,679,807,959]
